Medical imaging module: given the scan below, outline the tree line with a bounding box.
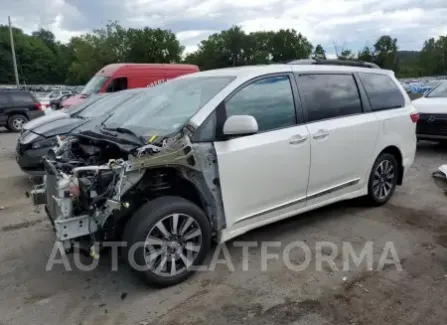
[0,21,446,85]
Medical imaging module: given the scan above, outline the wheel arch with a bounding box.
[107,167,217,241]
[376,145,404,185]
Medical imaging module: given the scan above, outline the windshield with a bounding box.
[63,96,105,115]
[75,91,143,119]
[81,75,109,96]
[103,76,234,138]
[426,82,447,98]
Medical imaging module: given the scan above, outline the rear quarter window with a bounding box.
[358,73,405,111]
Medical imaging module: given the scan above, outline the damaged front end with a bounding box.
[30,132,225,253]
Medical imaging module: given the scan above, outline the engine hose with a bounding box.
[89,170,117,208]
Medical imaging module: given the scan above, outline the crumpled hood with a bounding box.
[30,117,88,138]
[23,110,69,131]
[412,97,447,114]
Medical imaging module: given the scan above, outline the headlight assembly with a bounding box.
[31,135,65,149]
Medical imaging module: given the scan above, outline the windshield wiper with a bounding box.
[102,127,146,145]
[73,114,87,120]
[98,113,145,145]
[99,115,119,137]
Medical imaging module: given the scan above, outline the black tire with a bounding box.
[7,114,28,132]
[365,153,398,206]
[122,196,211,287]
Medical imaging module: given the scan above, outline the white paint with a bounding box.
[184,64,416,243]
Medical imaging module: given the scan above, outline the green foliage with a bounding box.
[357,46,374,62]
[65,21,183,84]
[338,49,356,60]
[312,44,326,60]
[0,21,446,85]
[184,26,312,69]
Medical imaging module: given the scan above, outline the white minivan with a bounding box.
[32,60,418,287]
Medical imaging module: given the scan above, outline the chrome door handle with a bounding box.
[313,129,329,139]
[289,136,308,145]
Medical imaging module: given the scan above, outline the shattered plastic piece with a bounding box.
[89,246,100,259]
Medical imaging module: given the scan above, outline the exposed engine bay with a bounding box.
[31,132,226,253]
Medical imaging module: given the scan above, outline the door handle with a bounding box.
[313,129,329,139]
[289,135,308,145]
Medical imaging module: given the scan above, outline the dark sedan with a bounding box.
[16,88,145,176]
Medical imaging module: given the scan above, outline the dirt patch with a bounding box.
[2,218,46,232]
[314,242,447,325]
[380,203,447,234]
[149,298,327,325]
[436,235,447,248]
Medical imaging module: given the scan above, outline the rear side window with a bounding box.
[358,73,405,111]
[298,74,362,122]
[10,92,35,105]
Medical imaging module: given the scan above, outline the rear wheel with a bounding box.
[7,114,28,132]
[365,153,398,205]
[122,196,211,287]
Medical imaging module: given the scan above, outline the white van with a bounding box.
[32,59,418,287]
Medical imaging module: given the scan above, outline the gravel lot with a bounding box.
[1,128,447,325]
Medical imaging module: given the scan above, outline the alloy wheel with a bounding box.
[372,159,395,200]
[144,213,203,277]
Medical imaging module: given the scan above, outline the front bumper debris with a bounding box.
[31,159,99,246]
[30,183,46,205]
[432,165,447,192]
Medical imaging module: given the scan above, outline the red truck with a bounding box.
[62,63,200,108]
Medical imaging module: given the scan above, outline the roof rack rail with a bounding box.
[286,58,381,69]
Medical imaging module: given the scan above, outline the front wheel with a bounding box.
[7,114,28,132]
[365,153,398,206]
[122,196,211,287]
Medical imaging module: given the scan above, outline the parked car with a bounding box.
[38,90,75,110]
[21,94,106,134]
[31,61,417,287]
[16,89,145,176]
[0,89,45,132]
[61,63,200,108]
[413,81,447,142]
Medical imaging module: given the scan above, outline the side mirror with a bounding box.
[223,115,258,136]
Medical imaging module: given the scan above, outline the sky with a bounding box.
[1,0,446,57]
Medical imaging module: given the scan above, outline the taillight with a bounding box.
[410,112,419,123]
[35,102,42,111]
